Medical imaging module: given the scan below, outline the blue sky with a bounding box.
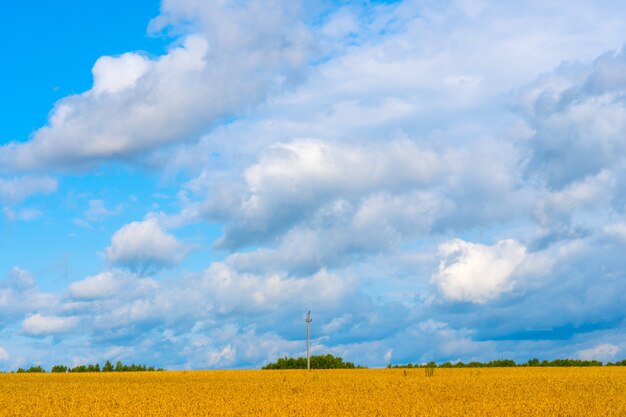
[2,0,626,370]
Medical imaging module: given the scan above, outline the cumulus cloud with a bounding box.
[104,219,188,272]
[87,263,355,329]
[207,138,441,249]
[198,263,352,315]
[0,1,313,171]
[22,314,79,336]
[577,343,621,362]
[198,135,528,275]
[433,239,527,304]
[7,0,626,370]
[3,267,36,290]
[520,46,626,189]
[44,262,366,361]
[68,271,124,300]
[91,52,152,95]
[175,324,305,369]
[0,268,56,322]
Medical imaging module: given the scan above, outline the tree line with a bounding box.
[388,358,626,368]
[15,360,162,373]
[263,354,363,369]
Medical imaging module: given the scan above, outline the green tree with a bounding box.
[527,358,540,366]
[51,365,68,373]
[263,354,359,370]
[103,360,114,372]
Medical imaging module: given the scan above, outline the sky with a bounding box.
[2,0,626,370]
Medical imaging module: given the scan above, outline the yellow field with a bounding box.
[1,368,626,416]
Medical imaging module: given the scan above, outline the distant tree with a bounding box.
[263,354,360,370]
[51,365,68,373]
[389,358,607,368]
[487,359,516,367]
[527,358,540,367]
[69,365,86,373]
[14,360,162,373]
[17,366,46,373]
[102,360,114,372]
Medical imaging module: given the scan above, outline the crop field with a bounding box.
[1,368,626,416]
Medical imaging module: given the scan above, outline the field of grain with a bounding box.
[1,368,626,416]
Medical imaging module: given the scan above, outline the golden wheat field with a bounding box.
[1,368,626,416]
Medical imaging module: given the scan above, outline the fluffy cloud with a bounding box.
[0,1,313,171]
[577,343,621,362]
[91,52,152,95]
[7,0,626,370]
[520,46,626,189]
[0,346,8,362]
[433,239,527,304]
[202,137,527,275]
[3,267,36,290]
[104,219,188,272]
[197,263,352,315]
[0,268,56,322]
[22,314,79,336]
[206,138,442,259]
[68,271,125,300]
[85,263,357,335]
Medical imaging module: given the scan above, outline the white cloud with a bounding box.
[323,314,352,334]
[0,268,56,320]
[68,271,124,300]
[104,219,188,272]
[577,343,621,362]
[244,138,439,197]
[4,267,36,290]
[0,176,57,204]
[224,191,442,274]
[520,47,626,189]
[84,199,123,223]
[433,239,527,303]
[201,135,528,274]
[5,0,626,370]
[3,207,42,222]
[0,346,8,362]
[176,324,305,369]
[206,138,443,250]
[0,1,313,171]
[22,314,79,336]
[92,52,152,95]
[604,223,626,243]
[206,345,236,368]
[199,263,351,315]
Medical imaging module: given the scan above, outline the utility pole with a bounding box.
[306,311,312,370]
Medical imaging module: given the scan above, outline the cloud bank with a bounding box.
[3,0,626,370]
